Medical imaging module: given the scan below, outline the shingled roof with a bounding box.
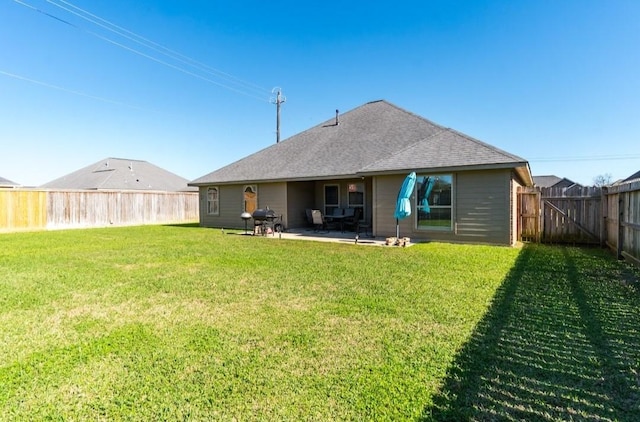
[41,158,195,192]
[190,100,532,186]
[533,175,579,188]
[623,170,640,183]
[0,176,19,188]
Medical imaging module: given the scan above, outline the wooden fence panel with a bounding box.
[518,188,540,242]
[517,186,602,245]
[46,190,199,229]
[612,181,640,267]
[1,189,198,232]
[517,181,640,268]
[605,191,620,249]
[542,194,601,244]
[0,190,47,232]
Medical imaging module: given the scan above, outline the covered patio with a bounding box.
[229,226,414,247]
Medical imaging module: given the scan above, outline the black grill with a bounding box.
[251,208,282,235]
[252,208,277,221]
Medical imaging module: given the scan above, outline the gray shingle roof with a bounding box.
[533,175,578,188]
[190,100,531,185]
[0,176,19,187]
[533,175,563,188]
[41,158,195,191]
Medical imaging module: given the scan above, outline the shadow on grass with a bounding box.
[162,223,202,229]
[424,244,640,421]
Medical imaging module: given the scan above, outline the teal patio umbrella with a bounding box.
[394,172,416,239]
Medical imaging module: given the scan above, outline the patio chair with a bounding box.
[358,216,373,238]
[342,207,360,232]
[305,208,314,227]
[311,209,329,232]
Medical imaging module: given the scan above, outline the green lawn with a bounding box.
[0,226,638,420]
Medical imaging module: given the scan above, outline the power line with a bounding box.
[45,0,271,98]
[529,154,640,163]
[0,69,156,111]
[11,0,271,102]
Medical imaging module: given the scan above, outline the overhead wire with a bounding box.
[11,0,271,102]
[0,69,155,112]
[45,0,271,98]
[529,154,640,162]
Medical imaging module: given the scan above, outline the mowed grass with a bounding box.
[1,226,638,420]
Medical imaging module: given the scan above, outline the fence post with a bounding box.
[536,189,542,243]
[600,186,607,247]
[617,195,624,260]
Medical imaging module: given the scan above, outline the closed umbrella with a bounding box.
[394,172,416,239]
[419,176,435,213]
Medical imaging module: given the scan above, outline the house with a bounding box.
[0,176,19,188]
[189,100,533,245]
[533,175,580,189]
[622,170,640,183]
[41,157,196,192]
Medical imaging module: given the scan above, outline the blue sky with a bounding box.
[1,0,639,186]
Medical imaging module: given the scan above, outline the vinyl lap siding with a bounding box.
[374,170,513,244]
[199,185,240,229]
[258,183,287,222]
[455,170,510,244]
[287,181,315,229]
[199,183,286,230]
[373,175,405,238]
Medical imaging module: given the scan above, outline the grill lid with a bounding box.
[252,208,276,219]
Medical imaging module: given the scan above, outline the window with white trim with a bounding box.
[416,174,452,230]
[207,187,219,215]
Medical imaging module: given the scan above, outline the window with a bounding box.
[243,185,257,213]
[416,175,452,230]
[324,184,339,216]
[347,183,364,219]
[207,187,219,215]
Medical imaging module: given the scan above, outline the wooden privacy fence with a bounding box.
[1,189,199,232]
[519,186,602,244]
[518,180,640,267]
[604,180,640,267]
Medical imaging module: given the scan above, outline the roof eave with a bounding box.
[358,161,533,180]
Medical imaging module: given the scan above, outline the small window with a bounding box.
[207,187,219,215]
[416,175,452,231]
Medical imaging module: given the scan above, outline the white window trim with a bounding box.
[207,186,219,216]
[415,174,454,231]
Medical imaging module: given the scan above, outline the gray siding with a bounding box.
[374,170,515,245]
[454,170,511,244]
[258,182,287,222]
[287,181,315,228]
[198,183,286,229]
[510,175,523,245]
[199,185,242,229]
[373,175,404,238]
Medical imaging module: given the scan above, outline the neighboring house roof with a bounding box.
[41,157,196,191]
[190,100,532,186]
[0,176,19,188]
[533,175,579,189]
[623,170,640,183]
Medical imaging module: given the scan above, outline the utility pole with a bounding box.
[271,88,286,143]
